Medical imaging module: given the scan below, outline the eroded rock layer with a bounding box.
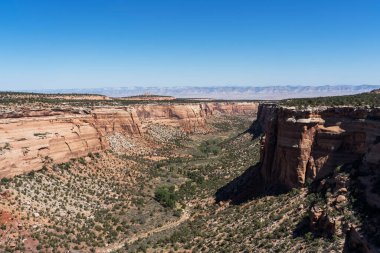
[255,104,380,195]
[0,102,258,178]
[0,108,142,178]
[136,102,258,132]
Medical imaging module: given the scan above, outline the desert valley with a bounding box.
[0,91,379,252]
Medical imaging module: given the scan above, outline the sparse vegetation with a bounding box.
[198,139,221,157]
[281,92,380,108]
[0,113,257,252]
[0,91,257,107]
[0,108,371,252]
[0,142,11,153]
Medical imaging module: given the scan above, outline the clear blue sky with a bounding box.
[0,0,379,90]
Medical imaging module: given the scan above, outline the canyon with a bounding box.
[0,96,261,252]
[1,91,379,252]
[0,102,258,178]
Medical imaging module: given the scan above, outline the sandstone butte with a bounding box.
[254,104,380,208]
[0,102,258,178]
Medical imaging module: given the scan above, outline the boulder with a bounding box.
[336,195,347,204]
[309,206,337,237]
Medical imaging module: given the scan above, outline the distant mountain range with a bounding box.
[23,85,380,100]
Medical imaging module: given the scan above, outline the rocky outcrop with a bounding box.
[344,226,377,253]
[309,206,339,237]
[216,103,380,250]
[254,104,380,192]
[251,104,380,252]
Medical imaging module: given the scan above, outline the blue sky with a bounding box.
[0,0,379,90]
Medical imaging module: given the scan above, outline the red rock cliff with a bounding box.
[135,102,258,132]
[255,104,380,193]
[0,108,142,178]
[0,102,258,178]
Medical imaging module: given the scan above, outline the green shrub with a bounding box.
[0,177,10,185]
[154,185,178,208]
[78,157,86,165]
[198,139,221,156]
[187,171,204,185]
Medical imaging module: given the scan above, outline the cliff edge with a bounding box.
[254,104,380,196]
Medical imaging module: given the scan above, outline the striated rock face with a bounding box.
[201,102,259,116]
[250,104,380,252]
[135,104,207,133]
[0,108,142,178]
[135,102,258,133]
[0,102,258,178]
[255,104,380,192]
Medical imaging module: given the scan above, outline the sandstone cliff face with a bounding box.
[0,102,258,178]
[135,104,207,133]
[0,108,142,178]
[255,104,380,194]
[135,102,258,133]
[201,102,259,116]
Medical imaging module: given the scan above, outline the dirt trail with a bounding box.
[98,207,190,253]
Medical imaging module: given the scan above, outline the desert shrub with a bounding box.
[198,139,221,156]
[78,157,86,165]
[154,185,177,208]
[0,142,11,152]
[0,177,10,185]
[187,171,204,185]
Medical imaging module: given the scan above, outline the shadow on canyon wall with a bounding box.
[214,162,289,205]
[215,119,285,205]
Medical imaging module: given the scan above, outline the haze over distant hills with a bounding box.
[12,85,380,100]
